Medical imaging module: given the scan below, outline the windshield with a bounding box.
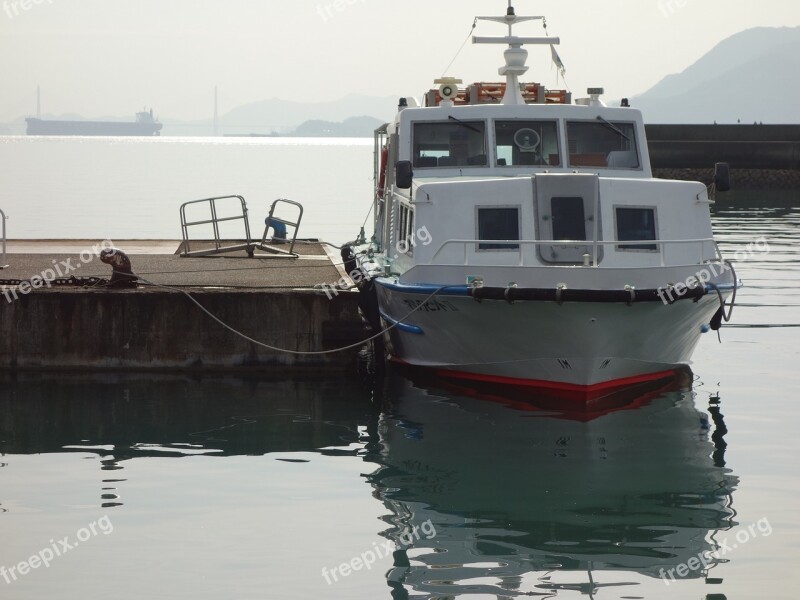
[495,120,561,167]
[412,121,487,168]
[566,120,640,169]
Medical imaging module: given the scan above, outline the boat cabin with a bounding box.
[390,101,650,179]
[372,89,716,281]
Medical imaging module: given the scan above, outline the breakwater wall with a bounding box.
[653,168,800,190]
[647,124,800,189]
[0,288,365,371]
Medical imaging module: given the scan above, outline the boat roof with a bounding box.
[397,102,643,123]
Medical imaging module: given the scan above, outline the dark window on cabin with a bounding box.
[566,121,640,169]
[477,207,520,250]
[413,121,487,168]
[551,197,587,241]
[616,207,657,251]
[495,120,561,167]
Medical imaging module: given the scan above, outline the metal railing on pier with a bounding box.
[179,195,255,258]
[259,199,304,256]
[180,195,305,259]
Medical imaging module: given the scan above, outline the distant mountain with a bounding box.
[291,116,384,137]
[228,94,395,128]
[10,28,798,136]
[0,95,397,136]
[156,94,396,136]
[631,27,800,123]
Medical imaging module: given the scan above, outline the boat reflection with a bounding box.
[0,369,738,597]
[368,373,738,598]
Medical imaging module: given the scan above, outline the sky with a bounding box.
[1,0,799,121]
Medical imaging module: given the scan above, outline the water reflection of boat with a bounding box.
[393,362,694,420]
[368,375,738,597]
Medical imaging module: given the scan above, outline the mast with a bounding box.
[473,1,559,105]
[36,85,41,119]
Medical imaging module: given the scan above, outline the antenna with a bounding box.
[473,2,559,105]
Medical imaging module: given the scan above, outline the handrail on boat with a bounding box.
[0,209,8,269]
[429,238,723,268]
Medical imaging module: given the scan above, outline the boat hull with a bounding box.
[374,279,724,397]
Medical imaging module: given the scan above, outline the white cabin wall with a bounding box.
[407,176,714,271]
[598,178,715,268]
[412,178,535,267]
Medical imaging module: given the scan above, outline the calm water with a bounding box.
[1,138,799,598]
[0,136,375,245]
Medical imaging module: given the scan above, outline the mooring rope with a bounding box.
[133,271,449,356]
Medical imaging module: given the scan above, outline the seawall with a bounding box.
[652,168,800,190]
[0,288,364,370]
[647,124,800,188]
[0,243,366,372]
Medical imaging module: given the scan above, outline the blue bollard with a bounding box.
[265,217,288,244]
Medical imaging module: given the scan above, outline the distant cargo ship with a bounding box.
[26,109,163,136]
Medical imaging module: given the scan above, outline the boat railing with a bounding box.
[429,238,723,268]
[179,195,255,258]
[0,209,8,269]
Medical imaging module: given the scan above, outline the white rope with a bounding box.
[441,18,478,77]
[133,271,451,356]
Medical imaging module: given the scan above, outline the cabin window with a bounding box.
[495,120,561,167]
[551,197,587,241]
[413,121,487,168]
[477,207,520,251]
[616,207,657,251]
[566,120,640,169]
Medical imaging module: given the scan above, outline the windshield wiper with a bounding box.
[448,115,482,134]
[596,116,631,141]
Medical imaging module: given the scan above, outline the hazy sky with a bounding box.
[2,0,799,121]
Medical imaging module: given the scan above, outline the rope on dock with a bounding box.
[132,270,450,356]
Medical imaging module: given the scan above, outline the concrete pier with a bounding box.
[0,241,366,371]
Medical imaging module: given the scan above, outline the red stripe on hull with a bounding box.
[437,368,679,399]
[391,358,683,404]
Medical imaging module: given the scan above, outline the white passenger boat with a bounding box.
[349,2,739,399]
